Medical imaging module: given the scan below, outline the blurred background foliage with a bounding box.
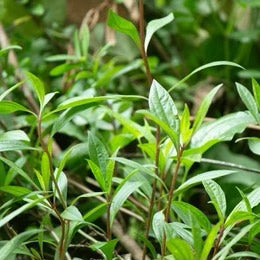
[0,0,260,225]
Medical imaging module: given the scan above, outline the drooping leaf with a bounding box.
[203,180,226,221]
[0,229,39,260]
[236,82,260,123]
[192,84,222,133]
[0,101,33,115]
[145,13,174,52]
[169,61,244,92]
[107,10,141,49]
[61,206,83,221]
[175,170,236,195]
[110,181,142,225]
[190,111,256,148]
[152,210,165,244]
[167,238,194,260]
[0,186,31,196]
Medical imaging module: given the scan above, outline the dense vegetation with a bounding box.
[0,0,260,259]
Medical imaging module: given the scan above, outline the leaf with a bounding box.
[200,222,221,260]
[45,54,80,62]
[0,82,23,101]
[203,180,226,221]
[149,80,179,134]
[80,23,90,59]
[61,206,83,221]
[175,170,236,195]
[0,186,31,196]
[248,138,260,155]
[53,169,67,206]
[213,223,255,260]
[226,251,260,259]
[226,187,260,223]
[152,210,165,244]
[252,79,260,109]
[191,215,203,258]
[41,152,50,191]
[181,104,192,144]
[0,198,44,228]
[0,130,30,142]
[145,13,174,52]
[106,150,118,194]
[0,45,22,57]
[224,211,254,227]
[0,141,34,152]
[56,95,146,111]
[90,239,118,260]
[87,159,106,192]
[110,181,142,225]
[168,61,244,92]
[41,92,57,112]
[192,84,222,133]
[172,201,211,233]
[236,82,260,123]
[137,109,179,148]
[0,230,39,260]
[107,10,141,49]
[88,132,109,179]
[190,111,256,148]
[0,101,33,115]
[71,192,106,206]
[167,238,194,260]
[26,72,45,106]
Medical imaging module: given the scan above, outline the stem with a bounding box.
[37,112,67,259]
[157,167,166,210]
[161,147,184,256]
[213,225,225,257]
[138,1,161,259]
[106,194,112,240]
[142,126,161,260]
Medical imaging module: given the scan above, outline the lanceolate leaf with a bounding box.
[203,180,226,221]
[168,61,244,92]
[145,13,174,52]
[61,206,83,221]
[149,80,179,133]
[252,79,260,109]
[26,72,45,106]
[236,82,260,123]
[107,10,141,49]
[110,181,142,225]
[0,186,31,196]
[0,45,22,56]
[0,82,23,101]
[0,229,39,259]
[152,211,165,244]
[175,170,236,195]
[190,111,256,148]
[0,101,33,115]
[167,238,194,260]
[192,84,222,133]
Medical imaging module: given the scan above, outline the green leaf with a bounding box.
[200,222,221,260]
[0,186,31,196]
[152,210,165,245]
[61,206,83,221]
[45,54,80,62]
[236,82,260,123]
[203,180,226,221]
[137,109,179,148]
[80,24,90,59]
[56,95,146,111]
[41,152,50,191]
[181,104,192,144]
[0,229,39,260]
[87,159,106,192]
[191,215,203,258]
[0,198,44,228]
[192,84,222,133]
[0,130,30,142]
[145,13,174,52]
[26,72,45,107]
[0,82,23,101]
[107,10,141,49]
[71,192,106,206]
[224,211,254,227]
[190,111,256,148]
[175,170,236,195]
[213,223,255,260]
[149,80,179,133]
[0,101,33,115]
[0,141,33,152]
[172,201,211,233]
[252,79,260,109]
[248,138,260,155]
[53,169,67,206]
[167,238,194,260]
[88,132,109,179]
[226,251,260,259]
[110,181,142,225]
[0,45,22,57]
[169,61,244,92]
[90,239,118,260]
[41,92,57,112]
[106,150,118,194]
